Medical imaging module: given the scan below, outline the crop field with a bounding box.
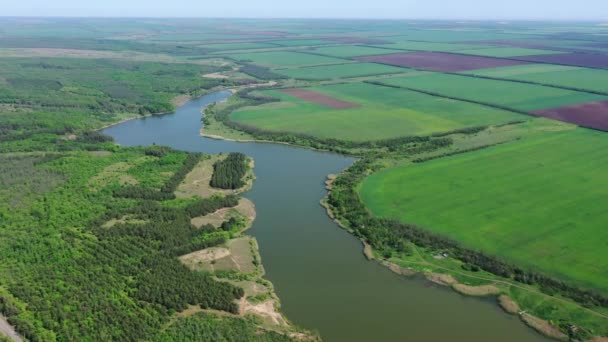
[532,100,608,131]
[274,62,408,80]
[270,39,334,46]
[379,72,607,111]
[227,50,347,68]
[514,52,608,69]
[359,128,608,293]
[357,52,530,71]
[380,41,494,52]
[454,47,565,57]
[465,64,608,93]
[230,82,526,141]
[204,42,278,51]
[312,45,401,57]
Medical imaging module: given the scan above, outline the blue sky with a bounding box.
[3,0,608,20]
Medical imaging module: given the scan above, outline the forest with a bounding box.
[210,152,249,189]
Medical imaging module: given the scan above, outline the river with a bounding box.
[103,90,548,342]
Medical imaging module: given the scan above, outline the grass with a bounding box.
[274,62,408,80]
[231,82,526,141]
[359,128,608,293]
[454,47,565,57]
[380,72,608,111]
[227,51,347,68]
[465,64,608,94]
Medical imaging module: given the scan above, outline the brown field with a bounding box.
[280,88,360,109]
[357,52,529,72]
[532,100,608,131]
[515,52,608,69]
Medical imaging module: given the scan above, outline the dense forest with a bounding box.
[210,152,250,189]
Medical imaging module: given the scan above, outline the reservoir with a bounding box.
[103,90,548,342]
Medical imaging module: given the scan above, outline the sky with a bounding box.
[3,0,608,21]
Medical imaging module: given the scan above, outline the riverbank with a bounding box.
[174,152,316,340]
[322,169,608,341]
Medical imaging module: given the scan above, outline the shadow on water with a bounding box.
[103,90,548,342]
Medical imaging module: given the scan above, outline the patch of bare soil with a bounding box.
[452,283,500,296]
[203,72,230,79]
[176,155,254,199]
[381,261,416,276]
[363,242,374,260]
[520,313,568,341]
[172,95,191,108]
[242,298,287,326]
[425,272,458,286]
[325,174,336,190]
[498,295,520,314]
[0,314,22,342]
[180,237,257,274]
[190,197,256,229]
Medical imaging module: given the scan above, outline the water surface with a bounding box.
[104,91,548,342]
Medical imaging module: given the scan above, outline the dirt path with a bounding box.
[0,315,22,342]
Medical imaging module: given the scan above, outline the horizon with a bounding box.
[3,1,608,21]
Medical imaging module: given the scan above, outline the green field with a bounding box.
[359,128,608,292]
[231,82,526,141]
[454,47,565,57]
[204,42,278,51]
[274,62,408,80]
[227,51,347,68]
[380,41,493,52]
[270,39,334,46]
[380,73,607,111]
[465,64,608,93]
[312,45,402,57]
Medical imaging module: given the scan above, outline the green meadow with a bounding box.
[380,73,607,111]
[360,128,608,293]
[231,82,525,141]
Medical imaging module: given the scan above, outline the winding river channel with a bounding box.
[103,90,548,341]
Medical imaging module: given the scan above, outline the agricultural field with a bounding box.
[379,41,494,52]
[230,82,526,141]
[378,72,607,111]
[274,62,408,80]
[227,50,347,68]
[454,47,565,57]
[312,45,403,57]
[359,128,608,293]
[357,51,531,71]
[513,52,608,69]
[204,42,279,51]
[464,64,608,94]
